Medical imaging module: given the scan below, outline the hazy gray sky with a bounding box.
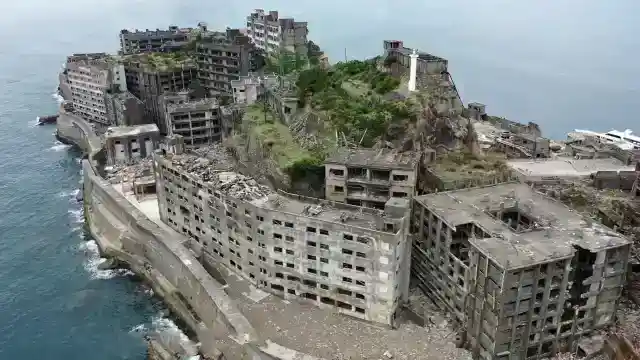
[1,0,637,137]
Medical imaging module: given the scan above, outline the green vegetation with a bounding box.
[241,105,323,177]
[125,51,194,72]
[294,60,406,147]
[264,50,309,75]
[432,151,511,183]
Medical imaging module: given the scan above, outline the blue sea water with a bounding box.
[0,1,636,359]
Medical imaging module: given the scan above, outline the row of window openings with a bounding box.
[273,273,367,300]
[268,285,367,315]
[209,245,368,289]
[169,211,372,263]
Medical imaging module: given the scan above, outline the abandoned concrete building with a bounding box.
[494,133,551,159]
[64,54,127,126]
[104,89,145,126]
[383,40,464,115]
[195,29,254,97]
[123,54,197,128]
[468,103,488,121]
[159,92,223,148]
[118,24,204,55]
[324,149,421,209]
[411,183,630,360]
[104,124,160,165]
[230,73,278,105]
[152,148,412,326]
[246,9,308,55]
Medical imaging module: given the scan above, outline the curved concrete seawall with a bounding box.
[58,112,322,360]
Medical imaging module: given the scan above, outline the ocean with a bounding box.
[0,0,636,358]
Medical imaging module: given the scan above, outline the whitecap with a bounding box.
[49,141,71,152]
[58,189,80,199]
[68,208,84,224]
[151,314,190,345]
[52,92,64,104]
[79,240,135,280]
[129,323,147,333]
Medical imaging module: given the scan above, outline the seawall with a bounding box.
[58,110,321,360]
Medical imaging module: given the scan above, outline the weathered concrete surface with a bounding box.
[509,158,635,183]
[56,109,103,155]
[82,159,264,358]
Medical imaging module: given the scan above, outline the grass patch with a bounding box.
[242,105,322,173]
[433,151,511,182]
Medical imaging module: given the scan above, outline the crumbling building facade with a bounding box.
[412,183,630,360]
[104,124,160,165]
[324,149,420,210]
[159,91,223,148]
[230,73,277,105]
[123,54,197,130]
[119,25,195,55]
[153,149,413,326]
[104,89,145,126]
[64,54,127,126]
[246,9,308,55]
[196,29,254,97]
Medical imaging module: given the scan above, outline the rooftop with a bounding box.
[105,124,159,138]
[386,43,446,62]
[166,98,220,113]
[161,149,403,232]
[121,52,195,72]
[414,183,629,269]
[325,148,421,170]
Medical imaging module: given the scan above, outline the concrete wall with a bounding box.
[82,160,262,356]
[58,110,330,359]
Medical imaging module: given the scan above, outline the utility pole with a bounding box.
[344,48,347,62]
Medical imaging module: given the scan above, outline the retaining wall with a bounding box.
[83,160,261,356]
[59,111,327,360]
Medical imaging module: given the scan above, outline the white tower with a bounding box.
[408,49,419,92]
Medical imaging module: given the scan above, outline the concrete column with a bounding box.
[408,49,419,92]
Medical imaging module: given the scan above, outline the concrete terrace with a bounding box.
[414,183,629,269]
[509,157,635,179]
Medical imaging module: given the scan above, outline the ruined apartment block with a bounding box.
[324,149,421,210]
[412,183,630,360]
[104,124,160,165]
[153,149,412,326]
[159,91,222,148]
[64,54,127,125]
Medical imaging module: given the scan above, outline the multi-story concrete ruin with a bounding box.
[159,91,223,148]
[324,148,421,209]
[119,24,204,55]
[412,183,630,359]
[230,73,278,105]
[104,124,160,165]
[123,53,197,130]
[246,9,308,55]
[195,29,254,97]
[63,54,127,126]
[104,89,145,126]
[153,148,413,326]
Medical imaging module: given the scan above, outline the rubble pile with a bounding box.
[169,146,273,202]
[105,158,153,183]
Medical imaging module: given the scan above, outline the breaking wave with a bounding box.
[68,208,84,224]
[49,140,71,152]
[58,189,80,199]
[128,312,190,346]
[78,240,135,280]
[52,91,64,104]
